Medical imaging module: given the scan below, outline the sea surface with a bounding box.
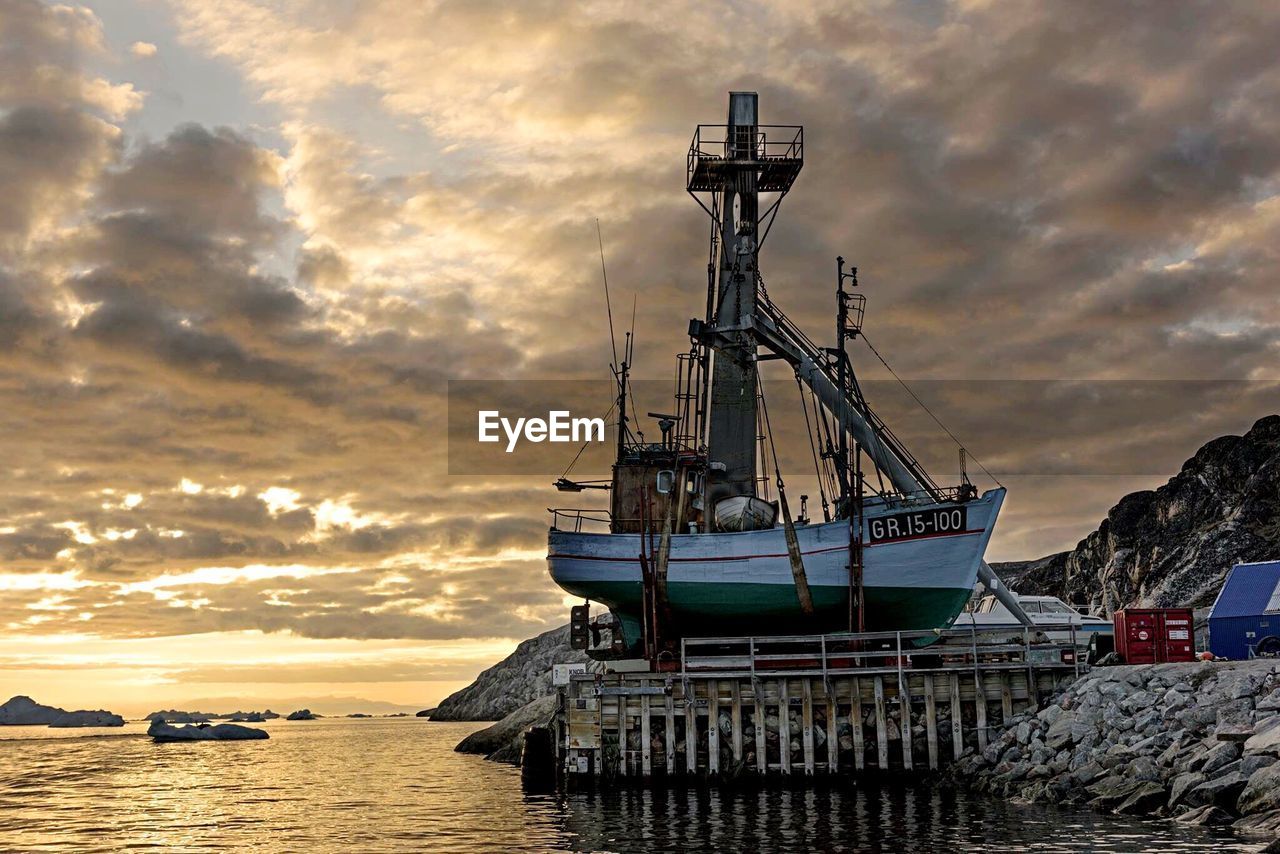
[0,718,1261,852]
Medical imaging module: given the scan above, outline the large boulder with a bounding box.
[1201,741,1242,775]
[1087,776,1145,809]
[1115,782,1167,815]
[1168,771,1207,809]
[1245,716,1280,756]
[1237,762,1280,816]
[454,695,557,764]
[1184,772,1249,810]
[1174,805,1235,826]
[431,625,593,722]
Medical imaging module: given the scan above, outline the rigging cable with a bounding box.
[796,374,831,522]
[596,218,619,370]
[757,369,784,491]
[859,334,1003,489]
[559,400,617,481]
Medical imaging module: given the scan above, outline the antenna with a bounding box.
[628,294,637,363]
[596,218,619,370]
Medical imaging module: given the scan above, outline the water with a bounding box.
[0,719,1256,852]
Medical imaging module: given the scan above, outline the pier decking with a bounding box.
[551,628,1083,781]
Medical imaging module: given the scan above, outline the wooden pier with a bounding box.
[551,628,1083,781]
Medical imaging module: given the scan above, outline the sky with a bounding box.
[1,0,1279,716]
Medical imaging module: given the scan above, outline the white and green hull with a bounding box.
[548,488,1005,649]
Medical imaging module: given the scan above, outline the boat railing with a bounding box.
[679,623,1084,681]
[548,508,615,533]
[687,124,804,192]
[873,485,977,507]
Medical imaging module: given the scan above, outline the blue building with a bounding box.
[1208,560,1280,659]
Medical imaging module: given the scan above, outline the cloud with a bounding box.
[129,40,157,58]
[2,0,1280,672]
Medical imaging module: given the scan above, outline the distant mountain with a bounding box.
[431,625,593,721]
[996,415,1280,614]
[172,696,423,718]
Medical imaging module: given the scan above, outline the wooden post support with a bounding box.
[949,673,964,760]
[923,674,939,771]
[802,679,816,776]
[779,679,792,775]
[825,685,838,773]
[685,683,697,775]
[641,687,652,776]
[1001,673,1014,722]
[898,669,913,772]
[618,692,628,777]
[708,679,720,775]
[851,676,865,772]
[753,683,767,774]
[974,674,989,753]
[873,675,889,771]
[730,681,744,763]
[665,688,676,773]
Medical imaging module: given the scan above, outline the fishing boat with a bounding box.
[547,92,1032,662]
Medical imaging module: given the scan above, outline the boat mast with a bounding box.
[687,93,803,513]
[707,93,759,506]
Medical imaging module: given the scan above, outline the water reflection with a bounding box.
[552,782,1248,853]
[0,720,1253,852]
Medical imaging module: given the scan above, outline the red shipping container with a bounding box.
[1113,608,1196,664]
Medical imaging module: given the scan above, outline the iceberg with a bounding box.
[285,708,316,720]
[148,719,269,742]
[0,695,124,727]
[145,710,214,724]
[49,710,125,728]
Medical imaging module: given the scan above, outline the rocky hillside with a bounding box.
[430,625,593,721]
[996,415,1280,614]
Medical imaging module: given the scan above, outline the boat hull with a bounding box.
[548,488,1005,651]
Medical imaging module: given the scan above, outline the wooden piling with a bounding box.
[975,675,989,753]
[640,686,652,776]
[780,678,791,775]
[825,685,838,772]
[850,676,865,771]
[665,688,676,773]
[553,629,1083,785]
[707,679,720,775]
[618,693,628,777]
[873,675,889,770]
[949,673,963,759]
[753,681,766,774]
[923,674,939,770]
[801,679,815,775]
[898,667,913,772]
[729,681,743,763]
[684,682,697,774]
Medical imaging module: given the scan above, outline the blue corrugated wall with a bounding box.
[1209,614,1280,659]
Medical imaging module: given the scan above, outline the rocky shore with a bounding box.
[951,660,1280,843]
[433,625,592,721]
